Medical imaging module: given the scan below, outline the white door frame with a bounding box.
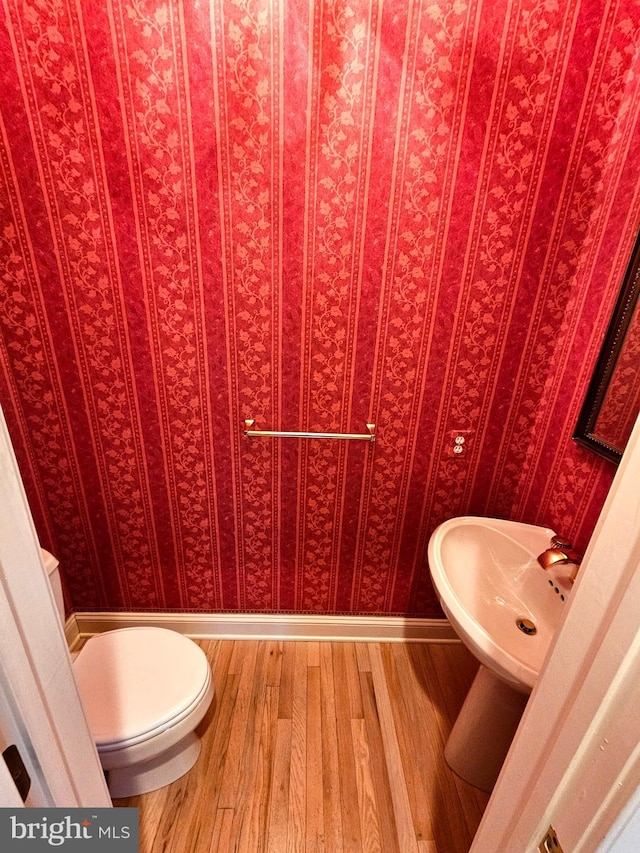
[0,662,51,806]
[472,413,640,852]
[0,406,110,807]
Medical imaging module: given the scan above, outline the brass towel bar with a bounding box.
[244,419,376,442]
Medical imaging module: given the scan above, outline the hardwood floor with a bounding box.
[113,640,489,852]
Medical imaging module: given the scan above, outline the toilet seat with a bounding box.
[73,627,211,751]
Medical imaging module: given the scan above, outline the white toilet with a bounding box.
[42,550,214,798]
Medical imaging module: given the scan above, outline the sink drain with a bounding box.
[516,618,537,636]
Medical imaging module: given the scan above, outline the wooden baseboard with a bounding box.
[66,611,457,650]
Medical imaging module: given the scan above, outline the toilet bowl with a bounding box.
[74,627,214,797]
[41,550,214,798]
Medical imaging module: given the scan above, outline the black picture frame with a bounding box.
[574,229,640,464]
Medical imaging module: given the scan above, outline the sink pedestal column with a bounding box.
[444,664,528,793]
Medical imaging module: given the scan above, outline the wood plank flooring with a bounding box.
[113,640,489,852]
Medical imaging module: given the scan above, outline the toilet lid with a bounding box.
[73,627,211,748]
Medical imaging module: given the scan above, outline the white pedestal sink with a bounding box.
[428,516,572,791]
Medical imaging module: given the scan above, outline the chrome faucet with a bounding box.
[537,535,582,584]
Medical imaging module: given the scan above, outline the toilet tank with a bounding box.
[40,548,65,624]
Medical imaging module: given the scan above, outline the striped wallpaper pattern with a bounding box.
[1,0,639,615]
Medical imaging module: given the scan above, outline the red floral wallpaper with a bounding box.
[1,0,639,616]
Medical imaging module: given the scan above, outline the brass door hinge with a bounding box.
[539,825,564,853]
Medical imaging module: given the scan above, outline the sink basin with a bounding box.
[428,516,570,693]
